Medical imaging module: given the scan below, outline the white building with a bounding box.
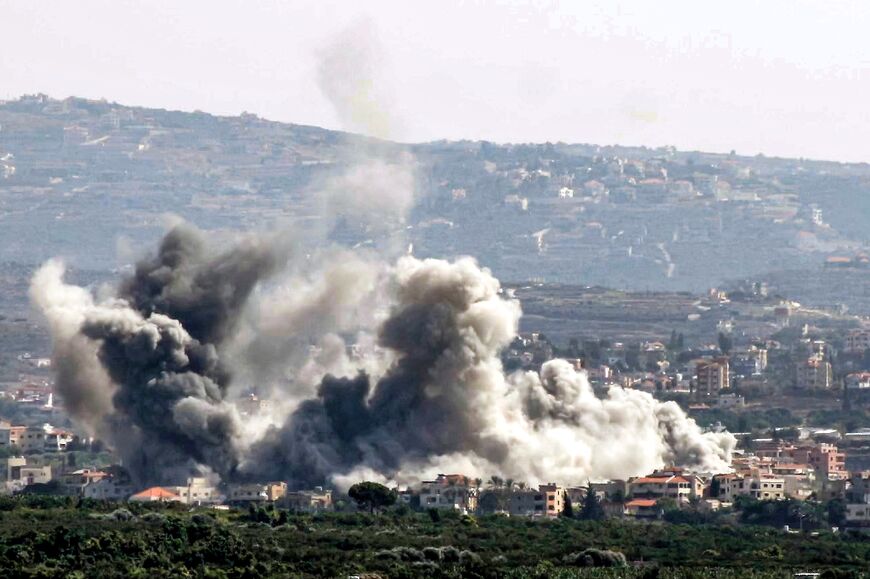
[84,477,136,501]
[171,477,222,505]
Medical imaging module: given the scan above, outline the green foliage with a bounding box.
[579,486,605,521]
[562,494,574,518]
[0,500,864,577]
[348,481,398,514]
[564,548,628,567]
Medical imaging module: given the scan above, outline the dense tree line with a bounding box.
[0,497,866,577]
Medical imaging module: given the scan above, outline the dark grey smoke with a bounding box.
[32,224,283,484]
[242,258,516,487]
[120,224,281,344]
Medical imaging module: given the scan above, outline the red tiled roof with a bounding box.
[633,477,671,484]
[626,499,658,508]
[130,487,179,500]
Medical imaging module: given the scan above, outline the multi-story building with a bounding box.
[714,471,785,501]
[3,424,76,453]
[844,471,870,529]
[509,483,565,518]
[83,476,136,501]
[795,356,833,390]
[226,482,287,504]
[731,347,768,376]
[770,463,815,500]
[791,444,848,481]
[629,468,705,503]
[171,477,222,505]
[695,357,730,394]
[59,469,108,495]
[0,426,26,449]
[419,474,478,513]
[845,329,870,354]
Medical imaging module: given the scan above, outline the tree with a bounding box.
[826,498,847,527]
[718,332,733,355]
[347,482,397,514]
[709,477,722,498]
[562,493,574,518]
[668,330,679,351]
[579,484,605,521]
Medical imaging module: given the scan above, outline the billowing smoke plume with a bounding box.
[240,256,734,487]
[31,224,283,483]
[33,229,734,488]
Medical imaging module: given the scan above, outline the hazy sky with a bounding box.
[2,0,869,161]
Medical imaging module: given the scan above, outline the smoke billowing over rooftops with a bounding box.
[31,223,735,488]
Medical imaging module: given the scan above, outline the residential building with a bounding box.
[845,373,870,391]
[731,347,768,376]
[226,482,287,504]
[795,356,833,390]
[0,426,26,449]
[172,477,222,505]
[716,393,745,409]
[844,503,870,528]
[19,465,52,486]
[509,483,564,518]
[695,357,730,394]
[845,329,870,354]
[0,456,26,482]
[59,469,108,495]
[419,474,478,513]
[791,444,848,481]
[714,472,785,501]
[83,477,136,501]
[629,468,705,503]
[285,487,333,512]
[624,498,661,519]
[846,472,870,504]
[7,424,75,452]
[770,463,815,500]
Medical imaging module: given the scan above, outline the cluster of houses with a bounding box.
[397,440,869,530]
[1,435,865,530]
[0,421,74,453]
[506,322,870,402]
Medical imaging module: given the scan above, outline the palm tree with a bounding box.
[489,475,503,489]
[505,478,515,491]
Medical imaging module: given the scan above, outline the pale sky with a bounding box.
[2,0,869,162]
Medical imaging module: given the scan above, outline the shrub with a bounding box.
[564,548,628,567]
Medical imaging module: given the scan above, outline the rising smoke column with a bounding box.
[31,224,282,484]
[244,256,735,488]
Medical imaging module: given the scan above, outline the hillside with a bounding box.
[2,94,870,310]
